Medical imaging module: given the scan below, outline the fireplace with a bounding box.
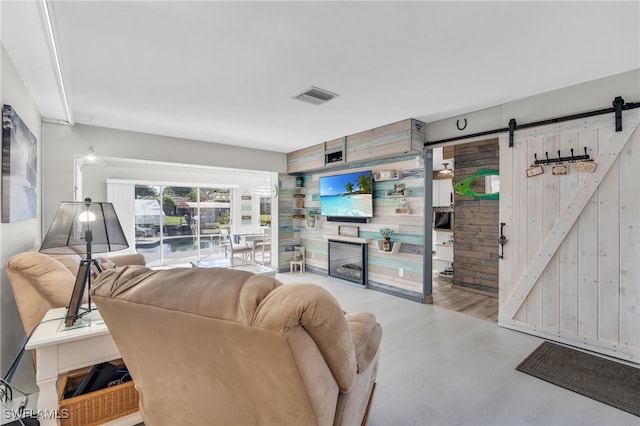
[328,239,368,286]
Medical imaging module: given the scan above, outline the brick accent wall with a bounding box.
[453,139,499,295]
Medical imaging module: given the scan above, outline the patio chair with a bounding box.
[254,228,272,264]
[221,229,253,261]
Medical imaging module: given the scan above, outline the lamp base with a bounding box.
[59,307,104,331]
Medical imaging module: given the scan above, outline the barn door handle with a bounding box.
[499,222,508,259]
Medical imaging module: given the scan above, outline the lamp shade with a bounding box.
[40,199,129,256]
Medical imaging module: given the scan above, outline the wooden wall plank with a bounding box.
[453,139,499,292]
[558,132,579,336]
[542,135,561,331]
[577,129,600,340]
[619,126,640,352]
[498,135,513,309]
[287,143,324,173]
[597,124,621,345]
[513,134,530,322]
[526,138,544,327]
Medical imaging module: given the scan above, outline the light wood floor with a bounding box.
[432,273,498,322]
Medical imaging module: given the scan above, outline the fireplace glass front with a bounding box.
[328,240,367,286]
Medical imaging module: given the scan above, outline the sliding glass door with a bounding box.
[134,184,232,266]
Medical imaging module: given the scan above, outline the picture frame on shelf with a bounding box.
[379,169,396,179]
[391,183,405,195]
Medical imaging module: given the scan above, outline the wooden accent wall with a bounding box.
[299,157,426,298]
[453,139,499,295]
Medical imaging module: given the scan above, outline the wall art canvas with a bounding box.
[2,105,37,222]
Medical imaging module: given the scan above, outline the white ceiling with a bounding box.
[2,1,639,153]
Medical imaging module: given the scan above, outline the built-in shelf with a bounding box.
[434,230,454,277]
[374,170,402,181]
[375,240,402,254]
[395,208,412,214]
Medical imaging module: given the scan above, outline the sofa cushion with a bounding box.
[92,265,281,325]
[253,283,358,391]
[96,256,117,271]
[7,252,76,305]
[6,252,77,334]
[346,312,382,373]
[104,253,146,268]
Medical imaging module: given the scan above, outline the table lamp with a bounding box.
[40,198,129,326]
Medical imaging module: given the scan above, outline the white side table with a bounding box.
[25,308,141,426]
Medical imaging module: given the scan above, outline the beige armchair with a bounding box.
[6,248,145,337]
[92,266,382,426]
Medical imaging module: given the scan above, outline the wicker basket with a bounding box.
[58,359,139,426]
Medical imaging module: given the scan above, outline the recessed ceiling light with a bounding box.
[293,86,339,105]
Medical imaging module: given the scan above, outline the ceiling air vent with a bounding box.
[294,86,339,105]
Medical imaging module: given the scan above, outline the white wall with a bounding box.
[42,123,287,230]
[83,157,276,236]
[0,44,42,373]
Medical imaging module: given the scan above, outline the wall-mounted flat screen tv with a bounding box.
[320,170,373,218]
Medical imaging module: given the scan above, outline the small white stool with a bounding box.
[290,246,305,274]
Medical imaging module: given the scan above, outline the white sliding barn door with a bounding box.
[499,112,640,363]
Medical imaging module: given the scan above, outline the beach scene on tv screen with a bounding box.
[320,171,373,217]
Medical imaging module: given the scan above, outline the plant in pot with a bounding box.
[306,210,317,228]
[379,228,394,251]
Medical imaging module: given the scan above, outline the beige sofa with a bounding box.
[6,247,145,336]
[92,266,382,426]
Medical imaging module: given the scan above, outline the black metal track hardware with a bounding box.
[508,118,516,147]
[533,147,590,166]
[613,96,624,131]
[425,97,640,148]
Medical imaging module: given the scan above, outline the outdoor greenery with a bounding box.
[135,185,235,230]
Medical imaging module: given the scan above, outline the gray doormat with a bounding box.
[516,341,640,417]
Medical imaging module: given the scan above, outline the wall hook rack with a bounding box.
[533,147,590,166]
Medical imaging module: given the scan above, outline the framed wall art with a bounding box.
[2,105,37,223]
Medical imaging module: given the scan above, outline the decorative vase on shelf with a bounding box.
[306,210,317,228]
[379,227,394,252]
